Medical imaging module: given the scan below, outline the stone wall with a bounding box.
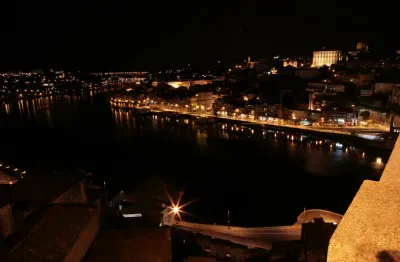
[296,209,343,224]
[328,137,400,261]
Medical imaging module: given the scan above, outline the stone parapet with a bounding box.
[328,138,400,261]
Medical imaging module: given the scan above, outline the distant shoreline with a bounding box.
[111,105,396,151]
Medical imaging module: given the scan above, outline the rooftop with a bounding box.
[85,228,171,262]
[0,172,20,185]
[184,257,216,262]
[0,170,83,208]
[5,204,97,261]
[0,163,25,185]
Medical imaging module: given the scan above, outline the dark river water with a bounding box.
[0,92,390,226]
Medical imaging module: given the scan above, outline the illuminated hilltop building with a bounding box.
[283,59,297,68]
[356,42,369,52]
[312,49,342,68]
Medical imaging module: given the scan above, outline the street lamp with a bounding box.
[228,210,230,229]
[173,206,180,214]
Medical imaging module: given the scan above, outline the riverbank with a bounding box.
[111,104,396,150]
[0,92,388,228]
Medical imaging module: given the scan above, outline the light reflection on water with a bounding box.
[196,129,208,149]
[0,94,390,226]
[0,92,100,123]
[0,94,387,180]
[110,108,387,179]
[107,108,388,226]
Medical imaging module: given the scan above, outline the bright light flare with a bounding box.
[167,204,185,221]
[165,187,197,221]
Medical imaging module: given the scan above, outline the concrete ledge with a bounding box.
[328,138,400,262]
[296,209,342,224]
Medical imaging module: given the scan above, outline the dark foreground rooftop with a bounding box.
[5,204,97,261]
[85,228,171,262]
[0,170,83,208]
[0,164,25,185]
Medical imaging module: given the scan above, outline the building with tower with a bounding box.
[356,42,369,52]
[247,56,255,69]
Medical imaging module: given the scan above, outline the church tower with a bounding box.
[247,56,254,69]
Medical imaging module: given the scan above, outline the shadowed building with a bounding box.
[85,228,172,262]
[301,218,337,262]
[0,169,87,241]
[4,204,100,262]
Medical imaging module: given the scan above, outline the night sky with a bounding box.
[2,1,399,71]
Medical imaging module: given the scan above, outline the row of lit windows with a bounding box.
[315,54,339,57]
[314,51,340,54]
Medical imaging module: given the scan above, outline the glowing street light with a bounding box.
[165,188,197,223]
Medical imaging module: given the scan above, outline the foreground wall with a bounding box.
[328,137,400,261]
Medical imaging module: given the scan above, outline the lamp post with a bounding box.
[228,210,230,229]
